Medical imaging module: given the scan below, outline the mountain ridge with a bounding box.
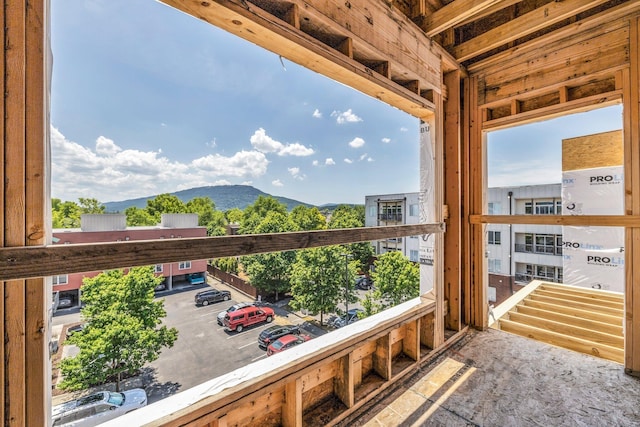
[103,185,323,212]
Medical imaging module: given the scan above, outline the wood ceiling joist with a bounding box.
[527,294,624,316]
[533,290,625,310]
[514,305,623,336]
[539,283,624,302]
[521,299,623,326]
[453,0,613,62]
[506,312,623,348]
[422,0,504,37]
[499,319,624,363]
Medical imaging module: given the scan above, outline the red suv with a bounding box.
[223,306,275,332]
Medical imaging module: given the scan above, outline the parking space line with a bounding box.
[238,342,255,349]
[251,354,267,362]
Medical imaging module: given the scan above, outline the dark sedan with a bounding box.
[258,324,301,350]
[194,289,231,306]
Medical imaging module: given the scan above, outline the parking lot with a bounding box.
[53,279,322,404]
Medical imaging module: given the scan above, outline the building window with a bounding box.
[525,201,533,214]
[409,204,419,217]
[488,259,501,273]
[178,261,191,270]
[535,201,555,215]
[488,231,501,245]
[535,235,555,254]
[154,264,163,273]
[368,206,376,217]
[555,200,562,214]
[409,250,419,262]
[52,275,68,285]
[488,202,501,215]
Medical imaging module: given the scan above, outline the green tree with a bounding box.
[144,194,187,221]
[242,211,295,299]
[289,246,358,325]
[225,207,243,225]
[185,197,227,236]
[60,267,178,391]
[240,196,287,234]
[289,205,327,231]
[328,205,374,273]
[78,197,105,214]
[125,206,156,226]
[52,200,82,228]
[370,251,419,312]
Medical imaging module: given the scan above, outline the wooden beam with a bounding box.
[470,214,640,227]
[506,311,623,348]
[403,319,420,362]
[539,283,624,302]
[624,15,640,377]
[533,289,624,309]
[282,379,301,427]
[468,1,640,73]
[334,354,354,409]
[159,0,438,119]
[527,294,624,317]
[521,299,623,326]
[373,334,391,380]
[0,223,445,281]
[5,0,28,425]
[498,319,624,363]
[513,304,623,337]
[453,0,612,62]
[423,0,504,37]
[443,70,462,331]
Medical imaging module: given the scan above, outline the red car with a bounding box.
[266,334,311,356]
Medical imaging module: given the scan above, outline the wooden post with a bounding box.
[282,378,302,427]
[334,353,354,408]
[403,319,420,361]
[3,0,49,425]
[469,75,488,329]
[373,334,391,380]
[443,70,462,331]
[623,16,640,377]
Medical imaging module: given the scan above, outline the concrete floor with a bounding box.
[340,328,640,427]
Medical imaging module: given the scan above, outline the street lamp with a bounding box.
[341,253,352,324]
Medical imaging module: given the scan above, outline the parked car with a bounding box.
[258,324,301,350]
[52,388,147,426]
[65,323,86,339]
[154,281,167,292]
[194,289,231,306]
[217,302,256,326]
[57,297,73,309]
[223,306,275,332]
[355,275,373,290]
[266,334,311,356]
[188,273,206,285]
[330,308,364,328]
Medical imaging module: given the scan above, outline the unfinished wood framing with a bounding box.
[4,0,640,425]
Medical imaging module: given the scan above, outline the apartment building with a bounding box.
[364,193,421,262]
[52,213,208,309]
[367,187,564,305]
[487,184,564,304]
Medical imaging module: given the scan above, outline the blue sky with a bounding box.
[51,0,623,207]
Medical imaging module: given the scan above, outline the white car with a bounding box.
[217,301,255,326]
[52,388,147,426]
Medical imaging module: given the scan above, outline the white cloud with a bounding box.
[242,180,253,185]
[288,167,305,180]
[381,137,391,143]
[272,179,284,187]
[95,136,122,156]
[325,158,335,165]
[359,153,368,161]
[344,158,353,164]
[400,127,408,132]
[330,109,362,124]
[50,126,270,203]
[349,137,365,148]
[250,128,314,156]
[312,160,319,166]
[207,138,217,148]
[367,157,374,162]
[312,109,322,118]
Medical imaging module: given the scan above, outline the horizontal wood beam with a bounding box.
[0,223,444,281]
[160,0,437,119]
[470,214,640,227]
[521,300,623,326]
[422,0,503,37]
[453,0,611,62]
[498,318,624,363]
[513,305,623,336]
